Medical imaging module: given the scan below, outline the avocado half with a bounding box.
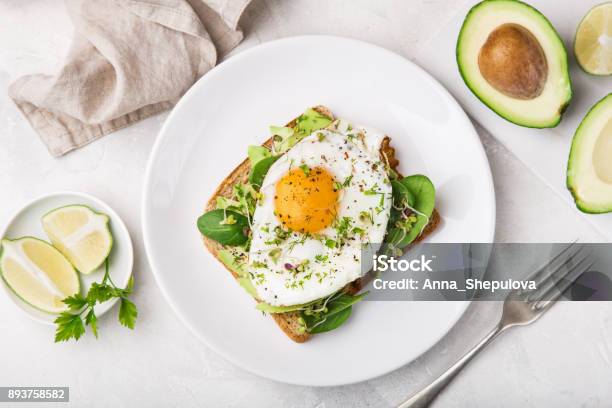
[457,0,572,128]
[567,94,612,213]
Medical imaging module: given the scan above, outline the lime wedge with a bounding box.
[575,3,612,75]
[42,205,113,274]
[0,237,80,313]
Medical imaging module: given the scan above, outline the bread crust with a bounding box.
[202,106,440,343]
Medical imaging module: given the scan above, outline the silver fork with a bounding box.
[398,243,594,408]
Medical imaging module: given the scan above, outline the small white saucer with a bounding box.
[0,192,134,325]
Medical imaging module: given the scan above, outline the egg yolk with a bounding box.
[274,166,338,233]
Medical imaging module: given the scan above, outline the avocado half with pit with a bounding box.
[567,94,612,213]
[457,0,572,128]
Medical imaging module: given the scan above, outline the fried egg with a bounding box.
[248,122,392,306]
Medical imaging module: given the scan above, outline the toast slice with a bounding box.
[202,106,440,342]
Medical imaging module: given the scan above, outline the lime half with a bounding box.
[575,3,612,75]
[0,237,80,313]
[42,205,113,274]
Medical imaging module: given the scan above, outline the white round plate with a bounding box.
[143,36,495,386]
[0,192,134,324]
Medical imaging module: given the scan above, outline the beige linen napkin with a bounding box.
[9,0,251,157]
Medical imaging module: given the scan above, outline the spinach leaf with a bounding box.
[391,179,415,207]
[301,291,367,333]
[389,179,415,225]
[197,209,249,246]
[323,291,368,316]
[306,306,352,334]
[385,174,435,249]
[249,156,279,188]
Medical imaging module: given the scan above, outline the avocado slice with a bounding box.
[567,94,612,213]
[456,0,572,128]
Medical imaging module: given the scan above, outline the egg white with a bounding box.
[248,123,392,306]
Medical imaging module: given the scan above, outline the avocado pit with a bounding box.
[478,23,548,100]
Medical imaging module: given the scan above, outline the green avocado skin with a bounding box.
[567,94,612,214]
[456,0,573,129]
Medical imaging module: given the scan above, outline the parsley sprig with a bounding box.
[54,259,137,342]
